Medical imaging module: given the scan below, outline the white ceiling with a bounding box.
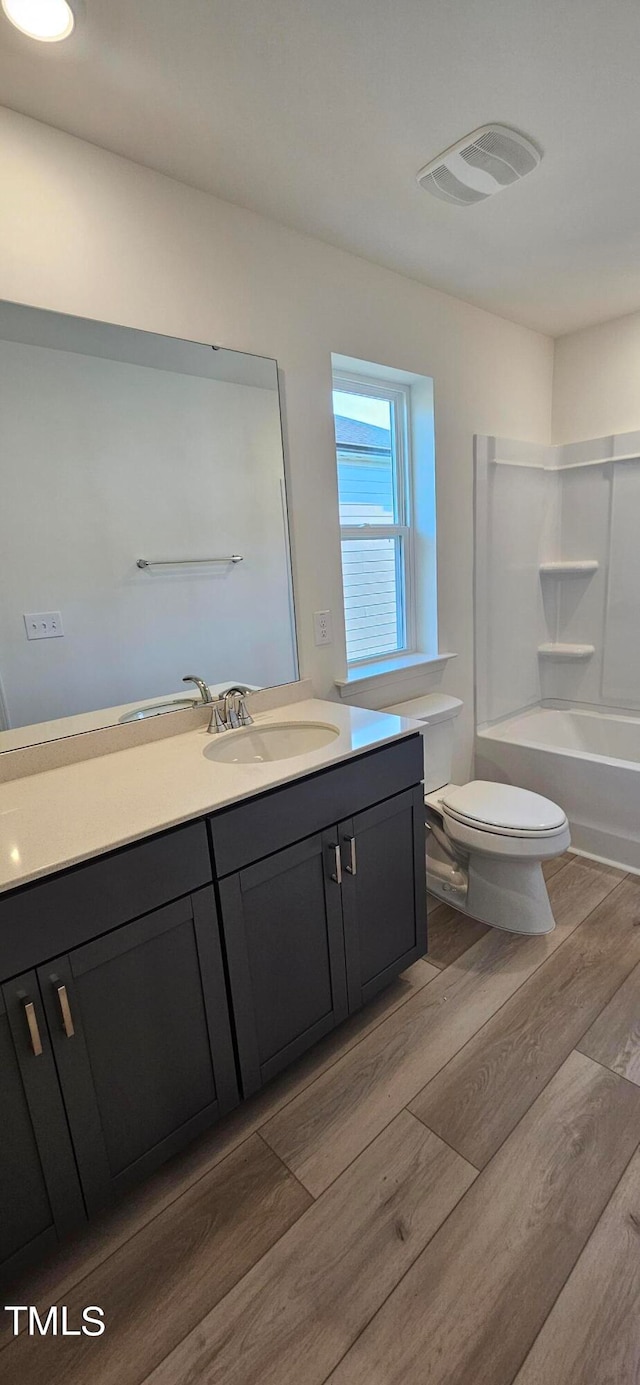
[2,0,640,336]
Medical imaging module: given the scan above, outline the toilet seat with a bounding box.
[440,781,567,838]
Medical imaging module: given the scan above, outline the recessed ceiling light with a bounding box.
[1,0,76,41]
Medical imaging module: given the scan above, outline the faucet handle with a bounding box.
[208,702,227,734]
[237,696,254,726]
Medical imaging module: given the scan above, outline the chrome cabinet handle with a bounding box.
[344,836,357,876]
[330,843,342,885]
[23,999,43,1057]
[56,983,75,1039]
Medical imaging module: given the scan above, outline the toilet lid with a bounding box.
[441,781,567,834]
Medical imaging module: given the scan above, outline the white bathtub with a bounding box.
[476,706,640,874]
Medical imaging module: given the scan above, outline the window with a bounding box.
[333,374,414,665]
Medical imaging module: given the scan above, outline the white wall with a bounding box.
[0,107,553,777]
[0,339,295,728]
[553,310,640,442]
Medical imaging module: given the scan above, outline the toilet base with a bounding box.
[427,852,557,935]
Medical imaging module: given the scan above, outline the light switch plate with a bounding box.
[24,612,64,640]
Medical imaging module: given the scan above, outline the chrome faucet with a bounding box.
[224,688,254,727]
[182,675,213,705]
[182,675,254,733]
[208,687,254,733]
[223,690,241,729]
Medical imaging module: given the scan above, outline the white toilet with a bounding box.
[384,694,570,935]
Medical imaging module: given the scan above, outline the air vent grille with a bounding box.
[475,129,538,175]
[420,166,488,206]
[459,143,518,186]
[416,124,541,206]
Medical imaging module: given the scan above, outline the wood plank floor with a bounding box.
[4,850,640,1384]
[411,864,634,1167]
[260,854,623,1194]
[578,956,640,1085]
[328,1051,640,1385]
[148,1113,476,1385]
[513,1146,640,1384]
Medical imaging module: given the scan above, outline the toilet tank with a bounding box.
[383,694,463,792]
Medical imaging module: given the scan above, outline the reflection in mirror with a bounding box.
[0,303,298,752]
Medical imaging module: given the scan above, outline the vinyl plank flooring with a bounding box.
[0,956,437,1335]
[0,1135,311,1385]
[412,868,638,1168]
[327,1052,640,1385]
[261,857,610,1195]
[542,850,574,881]
[425,897,489,968]
[143,1112,476,1385]
[515,1146,640,1385]
[538,853,624,926]
[578,956,640,1085]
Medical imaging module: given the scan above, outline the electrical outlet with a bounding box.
[24,612,64,641]
[313,610,332,646]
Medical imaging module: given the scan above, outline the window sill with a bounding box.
[335,651,457,700]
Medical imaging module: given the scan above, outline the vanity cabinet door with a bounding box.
[37,887,238,1215]
[339,786,427,1011]
[0,973,85,1286]
[218,830,349,1096]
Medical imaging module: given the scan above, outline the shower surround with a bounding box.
[475,429,640,872]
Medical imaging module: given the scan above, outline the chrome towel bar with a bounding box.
[136,556,243,569]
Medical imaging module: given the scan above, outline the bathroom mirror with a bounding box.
[0,301,298,751]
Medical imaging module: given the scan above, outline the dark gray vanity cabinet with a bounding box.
[218,830,349,1096]
[211,736,426,1096]
[36,887,238,1215]
[340,785,426,1011]
[0,822,239,1281]
[0,973,85,1284]
[0,733,426,1281]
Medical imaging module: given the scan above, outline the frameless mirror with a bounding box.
[0,302,298,751]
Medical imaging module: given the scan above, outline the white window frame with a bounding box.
[334,371,416,666]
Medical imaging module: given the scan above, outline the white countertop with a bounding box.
[0,698,421,895]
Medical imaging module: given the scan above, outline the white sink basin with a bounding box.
[203,721,339,764]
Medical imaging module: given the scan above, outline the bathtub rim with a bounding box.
[476,701,640,875]
[478,702,640,773]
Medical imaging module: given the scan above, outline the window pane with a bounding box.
[341,537,402,661]
[333,389,396,525]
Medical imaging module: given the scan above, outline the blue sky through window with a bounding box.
[332,390,390,434]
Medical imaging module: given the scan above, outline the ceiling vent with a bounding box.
[417,125,541,206]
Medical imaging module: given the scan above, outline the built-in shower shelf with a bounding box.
[537,643,595,660]
[539,560,599,576]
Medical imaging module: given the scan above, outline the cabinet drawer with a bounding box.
[210,734,423,877]
[0,822,211,980]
